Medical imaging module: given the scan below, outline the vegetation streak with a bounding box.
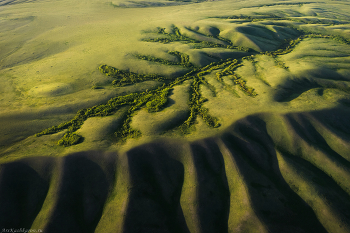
[35,22,350,146]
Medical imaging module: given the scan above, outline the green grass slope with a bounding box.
[1,107,349,232]
[1,0,350,150]
[1,0,350,231]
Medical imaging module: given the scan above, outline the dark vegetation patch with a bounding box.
[109,0,211,9]
[36,18,350,145]
[57,132,84,147]
[134,51,197,68]
[109,0,189,8]
[142,26,253,52]
[99,64,170,87]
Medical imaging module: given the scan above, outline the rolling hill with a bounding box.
[0,0,350,232]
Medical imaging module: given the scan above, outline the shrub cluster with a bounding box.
[180,76,220,133]
[168,51,195,67]
[114,114,142,142]
[143,26,252,51]
[41,21,348,145]
[38,47,262,145]
[57,132,83,146]
[215,59,257,96]
[146,88,171,112]
[143,26,198,44]
[99,64,167,86]
[184,26,252,52]
[264,37,303,57]
[135,51,196,68]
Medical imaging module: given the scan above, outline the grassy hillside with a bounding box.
[1,108,350,232]
[0,0,350,231]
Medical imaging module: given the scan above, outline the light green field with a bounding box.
[0,0,350,231]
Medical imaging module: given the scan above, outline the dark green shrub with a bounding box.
[57,133,83,146]
[146,88,171,112]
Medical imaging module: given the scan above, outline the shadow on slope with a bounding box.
[42,151,116,233]
[189,139,230,233]
[0,151,116,232]
[221,116,327,233]
[1,107,350,232]
[274,67,350,102]
[124,146,189,233]
[0,0,35,6]
[0,157,53,229]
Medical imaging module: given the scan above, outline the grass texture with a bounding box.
[34,20,350,145]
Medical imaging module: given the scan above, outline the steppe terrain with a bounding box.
[0,0,350,232]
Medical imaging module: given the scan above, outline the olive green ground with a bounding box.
[1,0,350,231]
